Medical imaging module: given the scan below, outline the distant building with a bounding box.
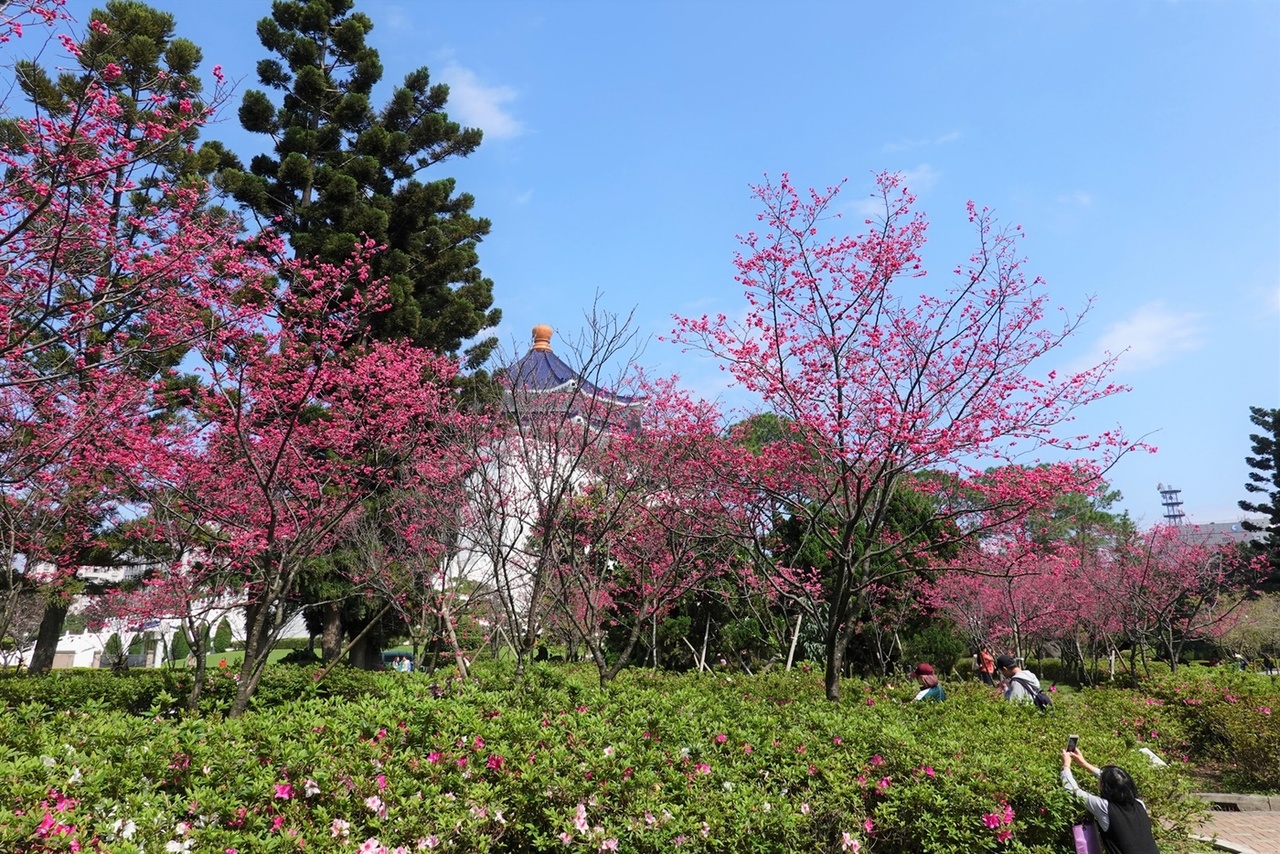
[1172,520,1267,549]
[502,324,644,432]
[447,324,647,618]
[1155,484,1266,548]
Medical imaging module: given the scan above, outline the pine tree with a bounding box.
[218,0,500,368]
[1240,405,1280,580]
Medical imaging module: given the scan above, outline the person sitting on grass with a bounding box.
[911,662,945,702]
[1061,746,1160,854]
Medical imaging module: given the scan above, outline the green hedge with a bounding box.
[0,664,1217,853]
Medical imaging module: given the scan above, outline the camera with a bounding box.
[1066,735,1079,752]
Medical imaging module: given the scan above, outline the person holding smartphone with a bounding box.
[1061,741,1160,853]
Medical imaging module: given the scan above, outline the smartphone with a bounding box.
[1066,735,1079,752]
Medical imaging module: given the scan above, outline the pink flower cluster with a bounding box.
[982,801,1016,843]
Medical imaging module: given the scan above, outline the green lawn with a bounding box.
[203,648,293,669]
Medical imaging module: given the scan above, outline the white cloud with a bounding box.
[1075,301,1204,373]
[847,164,939,220]
[1056,190,1093,207]
[439,63,523,140]
[900,164,940,192]
[1254,279,1280,318]
[882,130,962,153]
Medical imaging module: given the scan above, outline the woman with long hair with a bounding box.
[1062,747,1160,854]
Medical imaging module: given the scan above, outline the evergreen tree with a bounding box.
[170,627,190,662]
[102,631,122,669]
[1240,405,1280,579]
[218,0,500,368]
[213,618,232,653]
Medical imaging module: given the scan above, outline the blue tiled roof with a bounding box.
[505,348,582,392]
[504,337,643,406]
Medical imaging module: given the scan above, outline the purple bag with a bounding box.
[1072,821,1101,854]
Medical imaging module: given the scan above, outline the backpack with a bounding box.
[1011,676,1053,711]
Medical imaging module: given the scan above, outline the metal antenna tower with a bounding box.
[1157,483,1185,525]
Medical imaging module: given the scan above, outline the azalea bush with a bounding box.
[1141,669,1280,792]
[0,664,1214,853]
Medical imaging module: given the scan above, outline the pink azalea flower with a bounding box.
[863,819,875,833]
[840,831,861,851]
[559,832,574,846]
[714,733,727,744]
[274,783,293,799]
[983,813,1001,829]
[376,775,387,791]
[358,838,386,854]
[996,829,1013,843]
[331,819,350,838]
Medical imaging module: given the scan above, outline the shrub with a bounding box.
[170,630,190,662]
[1143,669,1280,792]
[213,619,233,653]
[0,664,1212,853]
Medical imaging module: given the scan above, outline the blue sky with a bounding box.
[55,0,1280,525]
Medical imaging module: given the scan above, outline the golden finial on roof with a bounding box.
[532,324,553,352]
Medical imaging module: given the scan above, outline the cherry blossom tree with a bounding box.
[674,173,1141,701]
[928,525,1075,663]
[1095,524,1263,679]
[541,375,738,686]
[0,3,251,671]
[115,241,469,715]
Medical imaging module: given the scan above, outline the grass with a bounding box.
[203,648,292,668]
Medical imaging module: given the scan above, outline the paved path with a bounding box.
[1193,796,1280,854]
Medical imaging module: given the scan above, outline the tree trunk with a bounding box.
[441,601,469,679]
[320,600,342,662]
[824,641,843,702]
[28,598,68,674]
[186,624,209,712]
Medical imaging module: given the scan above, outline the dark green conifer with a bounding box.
[218,0,500,367]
